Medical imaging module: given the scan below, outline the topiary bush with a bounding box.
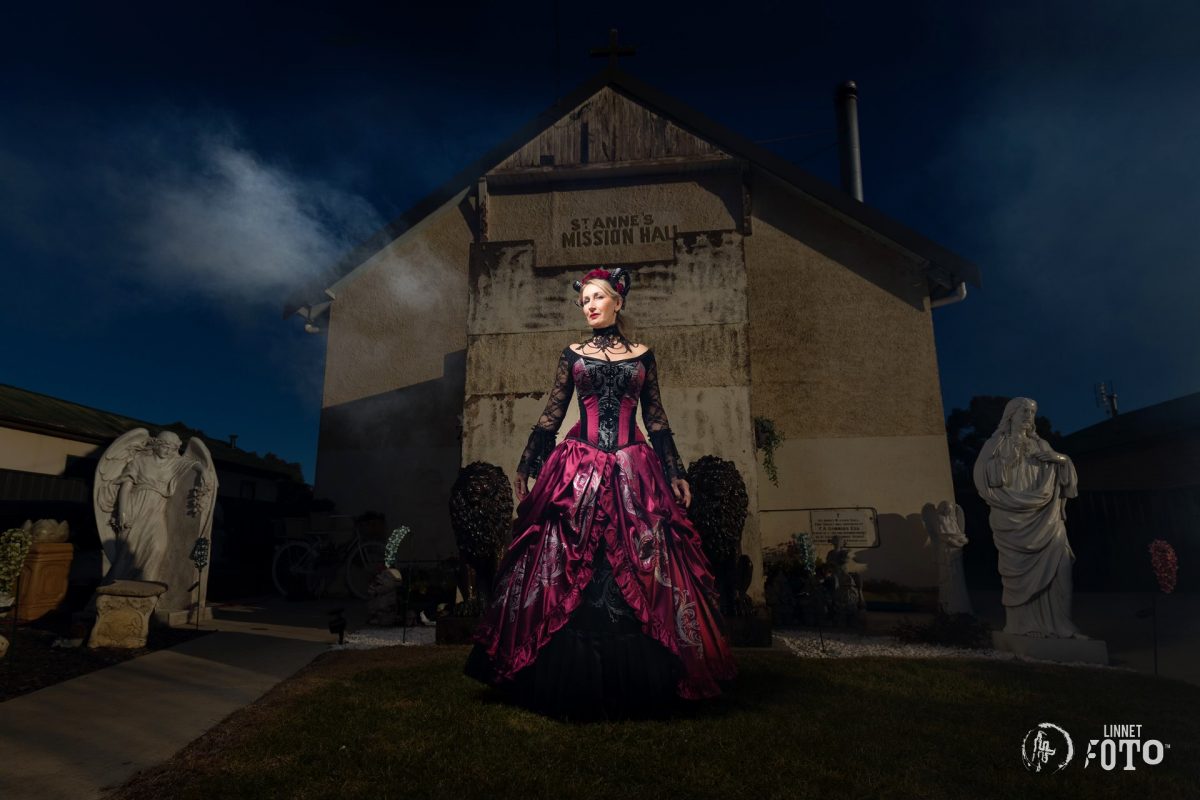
[686,455,749,614]
[448,462,512,610]
[449,462,511,562]
[687,456,748,564]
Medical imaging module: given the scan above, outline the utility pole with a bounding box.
[1094,381,1119,418]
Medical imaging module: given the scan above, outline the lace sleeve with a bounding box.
[640,351,686,482]
[516,349,575,478]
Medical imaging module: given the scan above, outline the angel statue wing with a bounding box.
[146,435,220,614]
[93,428,151,569]
[182,437,219,541]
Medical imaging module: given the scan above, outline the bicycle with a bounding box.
[271,518,386,600]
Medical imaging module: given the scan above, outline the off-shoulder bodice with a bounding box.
[517,347,685,482]
[571,350,648,452]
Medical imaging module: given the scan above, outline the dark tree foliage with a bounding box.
[448,462,512,563]
[945,395,1065,488]
[686,455,749,565]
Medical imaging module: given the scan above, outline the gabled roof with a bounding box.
[0,383,305,482]
[285,67,982,315]
[1063,392,1200,456]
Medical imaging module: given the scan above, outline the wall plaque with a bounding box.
[809,508,879,548]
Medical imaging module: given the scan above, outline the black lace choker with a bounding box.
[583,324,630,359]
[590,324,621,339]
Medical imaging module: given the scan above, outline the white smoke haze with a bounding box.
[129,135,384,303]
[322,237,459,402]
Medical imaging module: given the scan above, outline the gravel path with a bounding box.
[333,626,436,650]
[333,625,1122,673]
[775,629,1011,661]
[774,628,1123,671]
[336,626,1003,659]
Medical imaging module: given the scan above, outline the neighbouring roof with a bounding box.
[0,383,305,482]
[285,67,982,315]
[1062,392,1200,456]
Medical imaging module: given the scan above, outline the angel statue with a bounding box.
[933,501,972,615]
[93,429,218,618]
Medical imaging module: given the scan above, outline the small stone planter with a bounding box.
[17,542,75,622]
[88,580,167,649]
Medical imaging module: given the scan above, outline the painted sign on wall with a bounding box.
[559,214,679,249]
[486,174,738,268]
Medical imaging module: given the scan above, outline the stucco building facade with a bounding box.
[293,70,981,592]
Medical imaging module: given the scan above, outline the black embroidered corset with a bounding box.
[517,348,686,483]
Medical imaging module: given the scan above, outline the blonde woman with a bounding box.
[466,268,736,719]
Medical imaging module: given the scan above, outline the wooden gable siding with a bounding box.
[493,87,725,170]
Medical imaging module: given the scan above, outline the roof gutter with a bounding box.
[930,281,968,309]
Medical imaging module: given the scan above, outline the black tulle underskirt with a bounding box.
[465,539,684,721]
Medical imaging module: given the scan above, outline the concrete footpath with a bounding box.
[0,598,357,800]
[0,592,1195,799]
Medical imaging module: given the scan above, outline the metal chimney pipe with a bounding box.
[836,81,864,201]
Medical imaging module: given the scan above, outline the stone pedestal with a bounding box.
[992,631,1109,665]
[161,606,214,627]
[88,580,167,649]
[436,616,481,645]
[17,542,74,622]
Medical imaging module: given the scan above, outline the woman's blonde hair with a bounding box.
[579,278,634,341]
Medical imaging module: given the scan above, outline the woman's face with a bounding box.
[579,281,621,329]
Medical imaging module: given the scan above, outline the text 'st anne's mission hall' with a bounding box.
[560,214,679,248]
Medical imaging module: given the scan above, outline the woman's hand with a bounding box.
[1034,451,1066,464]
[513,472,529,503]
[671,478,692,508]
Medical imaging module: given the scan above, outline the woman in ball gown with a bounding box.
[465,267,736,720]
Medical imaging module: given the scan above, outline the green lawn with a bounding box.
[109,645,1199,800]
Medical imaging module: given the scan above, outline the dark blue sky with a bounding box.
[4,1,1199,483]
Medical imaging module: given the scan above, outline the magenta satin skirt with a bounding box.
[468,436,737,703]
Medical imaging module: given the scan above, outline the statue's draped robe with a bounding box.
[108,455,192,583]
[974,434,1079,636]
[934,507,972,615]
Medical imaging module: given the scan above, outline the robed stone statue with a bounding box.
[973,397,1082,638]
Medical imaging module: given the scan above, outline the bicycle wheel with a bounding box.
[272,541,320,600]
[345,540,386,600]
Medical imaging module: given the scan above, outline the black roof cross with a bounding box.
[590,28,635,69]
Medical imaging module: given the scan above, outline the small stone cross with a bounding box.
[590,28,636,68]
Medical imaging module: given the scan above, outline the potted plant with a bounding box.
[0,527,34,611]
